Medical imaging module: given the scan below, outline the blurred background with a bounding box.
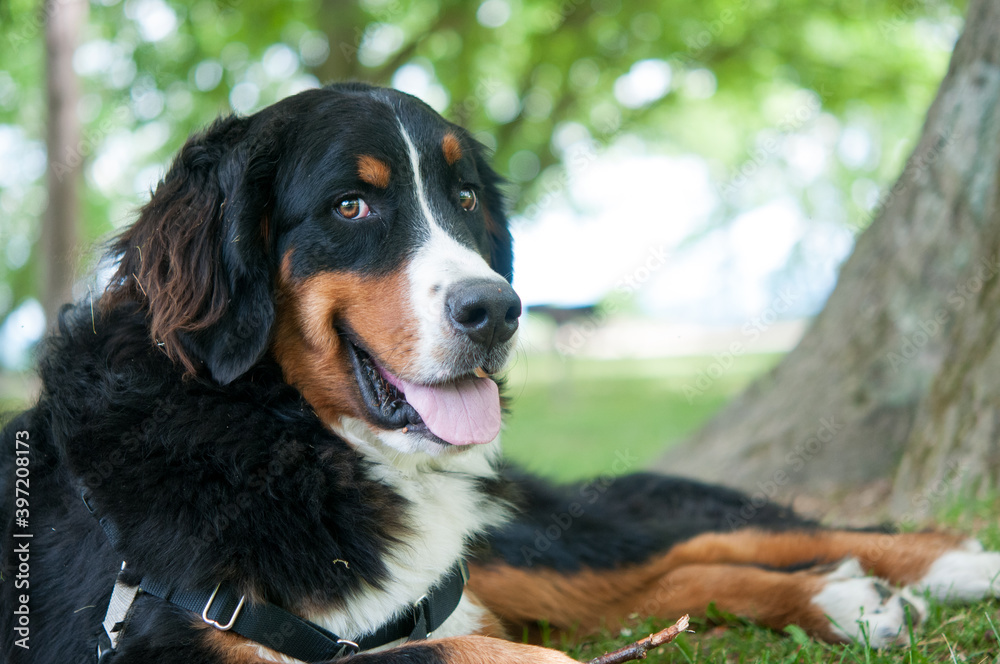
[0,0,967,481]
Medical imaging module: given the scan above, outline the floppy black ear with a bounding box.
[181,128,281,384]
[473,150,515,284]
[102,114,282,384]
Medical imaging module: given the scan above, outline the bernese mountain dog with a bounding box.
[2,82,999,664]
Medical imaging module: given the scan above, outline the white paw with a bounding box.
[910,539,1000,602]
[812,559,926,648]
[826,557,866,580]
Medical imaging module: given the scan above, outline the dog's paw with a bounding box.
[812,558,926,648]
[910,539,1000,602]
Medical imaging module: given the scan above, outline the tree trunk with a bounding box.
[890,187,1000,520]
[654,0,1000,520]
[42,0,87,325]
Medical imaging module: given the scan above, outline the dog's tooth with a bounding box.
[473,366,488,378]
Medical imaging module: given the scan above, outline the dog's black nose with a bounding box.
[446,279,521,347]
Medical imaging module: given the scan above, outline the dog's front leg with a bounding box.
[201,629,579,664]
[345,636,580,664]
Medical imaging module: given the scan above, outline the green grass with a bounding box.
[547,501,1000,664]
[499,352,782,480]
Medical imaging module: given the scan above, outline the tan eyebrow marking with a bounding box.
[357,155,391,188]
[442,133,463,165]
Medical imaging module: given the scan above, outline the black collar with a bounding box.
[84,489,469,662]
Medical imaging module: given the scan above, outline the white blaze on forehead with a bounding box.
[395,117,499,276]
[395,117,509,383]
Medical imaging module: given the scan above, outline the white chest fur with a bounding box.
[306,419,508,644]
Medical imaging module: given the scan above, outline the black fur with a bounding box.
[478,470,819,572]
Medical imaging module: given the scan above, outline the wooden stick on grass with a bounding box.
[587,615,691,664]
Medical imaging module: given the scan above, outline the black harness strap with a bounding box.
[139,577,361,661]
[83,488,468,662]
[356,561,469,648]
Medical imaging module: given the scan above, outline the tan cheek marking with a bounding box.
[271,268,419,425]
[358,154,391,188]
[442,133,463,165]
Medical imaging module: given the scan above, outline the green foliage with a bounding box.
[0,0,965,326]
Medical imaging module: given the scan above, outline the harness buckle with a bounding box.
[336,639,360,657]
[81,489,97,514]
[458,559,469,584]
[410,594,431,640]
[201,583,245,631]
[96,631,114,663]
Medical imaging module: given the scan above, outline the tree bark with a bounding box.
[654,0,1000,518]
[42,0,88,325]
[890,182,1000,520]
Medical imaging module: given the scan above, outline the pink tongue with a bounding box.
[382,371,501,446]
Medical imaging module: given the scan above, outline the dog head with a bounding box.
[103,83,520,457]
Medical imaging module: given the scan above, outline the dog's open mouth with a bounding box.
[344,337,501,447]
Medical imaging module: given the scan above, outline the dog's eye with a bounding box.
[337,197,372,220]
[458,188,477,212]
